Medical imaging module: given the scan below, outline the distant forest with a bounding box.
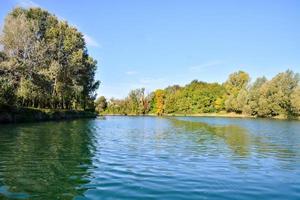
[96,70,300,118]
[0,8,99,110]
[1,8,300,118]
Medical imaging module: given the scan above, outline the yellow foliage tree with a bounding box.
[154,90,165,116]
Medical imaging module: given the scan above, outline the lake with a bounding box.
[0,116,300,199]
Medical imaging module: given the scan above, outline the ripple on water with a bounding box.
[0,117,300,199]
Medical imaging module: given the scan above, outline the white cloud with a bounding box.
[17,0,39,8]
[83,34,100,48]
[126,71,138,75]
[132,77,169,91]
[139,77,164,84]
[189,61,223,72]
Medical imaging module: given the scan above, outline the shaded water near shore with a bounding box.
[0,116,300,199]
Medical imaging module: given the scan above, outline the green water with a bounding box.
[0,116,300,199]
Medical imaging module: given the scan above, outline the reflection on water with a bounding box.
[0,120,94,199]
[169,118,297,160]
[170,118,251,156]
[0,116,300,200]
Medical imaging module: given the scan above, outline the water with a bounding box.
[0,116,300,200]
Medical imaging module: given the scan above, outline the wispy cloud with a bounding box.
[132,77,169,91]
[139,77,165,84]
[189,61,223,72]
[83,34,100,48]
[126,71,138,75]
[16,0,39,8]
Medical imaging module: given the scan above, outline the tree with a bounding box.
[224,71,250,112]
[290,87,300,115]
[153,90,165,116]
[95,96,107,113]
[127,88,144,114]
[214,96,226,111]
[102,70,299,118]
[0,7,99,110]
[224,71,250,95]
[0,77,16,106]
[236,89,248,113]
[164,85,181,114]
[245,77,267,115]
[256,70,299,117]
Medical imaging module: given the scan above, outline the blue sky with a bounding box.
[1,0,300,98]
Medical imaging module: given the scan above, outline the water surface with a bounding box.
[0,116,300,199]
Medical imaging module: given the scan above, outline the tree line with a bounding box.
[0,8,99,110]
[96,70,300,118]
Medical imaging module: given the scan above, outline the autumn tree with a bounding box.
[153,90,165,116]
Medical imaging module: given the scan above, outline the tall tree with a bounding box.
[257,70,299,117]
[224,71,250,113]
[0,7,99,110]
[243,77,267,115]
[153,90,165,116]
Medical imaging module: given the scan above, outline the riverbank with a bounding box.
[163,112,253,118]
[0,107,97,124]
[103,112,252,118]
[103,112,300,120]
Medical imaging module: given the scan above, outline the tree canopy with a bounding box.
[1,8,299,119]
[102,70,300,118]
[0,7,99,110]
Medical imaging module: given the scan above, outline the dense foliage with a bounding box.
[101,88,151,115]
[100,70,300,118]
[0,8,99,110]
[1,8,299,119]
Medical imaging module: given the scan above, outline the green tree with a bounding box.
[244,77,267,115]
[224,71,250,112]
[95,96,107,113]
[257,70,299,117]
[0,7,99,110]
[0,77,16,106]
[291,86,300,115]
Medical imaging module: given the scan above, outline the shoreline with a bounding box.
[102,112,300,120]
[2,107,298,124]
[0,107,97,124]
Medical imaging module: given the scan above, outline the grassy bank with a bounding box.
[0,106,97,124]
